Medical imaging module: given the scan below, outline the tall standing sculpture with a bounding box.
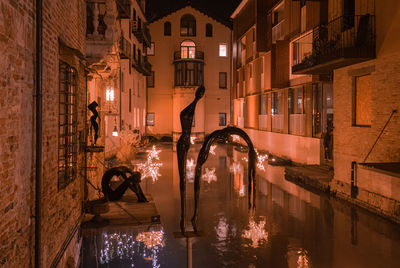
[191,126,257,232]
[88,101,100,144]
[177,86,205,234]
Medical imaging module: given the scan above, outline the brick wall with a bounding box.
[0,0,87,267]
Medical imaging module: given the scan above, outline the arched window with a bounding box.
[180,40,196,59]
[164,21,171,36]
[206,23,213,37]
[180,14,196,36]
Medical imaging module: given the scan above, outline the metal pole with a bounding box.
[35,0,43,266]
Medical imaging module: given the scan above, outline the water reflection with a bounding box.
[82,143,400,268]
[201,168,217,184]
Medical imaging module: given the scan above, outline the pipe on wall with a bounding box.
[35,0,43,267]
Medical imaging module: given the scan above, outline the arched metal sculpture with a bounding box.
[191,126,257,232]
[177,86,205,234]
[88,101,100,144]
[101,166,148,202]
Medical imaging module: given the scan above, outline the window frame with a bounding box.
[180,14,196,37]
[352,74,372,127]
[219,113,227,126]
[219,43,228,57]
[219,72,227,89]
[147,42,155,56]
[164,21,171,36]
[147,71,155,88]
[146,112,155,126]
[206,23,213,37]
[58,61,78,190]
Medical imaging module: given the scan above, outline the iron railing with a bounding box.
[292,14,375,74]
[132,20,151,47]
[174,50,204,61]
[119,36,132,59]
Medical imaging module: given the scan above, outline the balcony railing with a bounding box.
[132,20,151,47]
[174,50,204,61]
[116,0,131,19]
[292,14,375,74]
[133,56,152,76]
[272,19,285,43]
[119,36,132,59]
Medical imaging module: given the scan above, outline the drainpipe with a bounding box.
[350,161,358,198]
[35,0,43,267]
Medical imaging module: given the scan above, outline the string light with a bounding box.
[186,158,195,183]
[136,230,165,250]
[232,135,240,142]
[190,136,196,144]
[255,149,268,171]
[137,146,163,182]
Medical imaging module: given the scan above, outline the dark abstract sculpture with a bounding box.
[191,126,257,232]
[177,86,205,234]
[88,101,100,144]
[101,166,148,202]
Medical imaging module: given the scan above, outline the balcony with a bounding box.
[132,20,151,47]
[174,50,204,61]
[116,0,131,19]
[272,19,285,43]
[119,36,132,59]
[292,14,375,75]
[133,56,152,76]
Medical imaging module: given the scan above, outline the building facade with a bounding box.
[86,0,151,157]
[146,4,231,141]
[232,0,334,165]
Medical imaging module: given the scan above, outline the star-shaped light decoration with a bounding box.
[146,145,161,160]
[242,216,268,248]
[201,168,217,184]
[190,136,196,144]
[255,149,268,171]
[232,135,241,142]
[210,145,217,155]
[137,145,163,182]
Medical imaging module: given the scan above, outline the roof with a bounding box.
[147,1,233,28]
[231,0,248,19]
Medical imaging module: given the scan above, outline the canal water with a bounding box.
[81,143,400,268]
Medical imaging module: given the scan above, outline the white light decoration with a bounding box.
[190,136,196,144]
[239,185,245,197]
[201,168,217,183]
[242,217,268,248]
[255,149,268,171]
[106,86,115,101]
[297,250,310,268]
[136,230,165,250]
[232,135,240,142]
[210,145,217,155]
[230,162,243,174]
[186,158,195,183]
[242,157,248,162]
[215,216,229,241]
[137,145,163,182]
[147,145,161,160]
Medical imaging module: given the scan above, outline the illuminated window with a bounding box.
[58,61,77,190]
[164,21,171,36]
[353,74,371,126]
[219,113,227,126]
[106,87,115,101]
[219,44,227,57]
[180,14,196,36]
[147,113,155,126]
[181,40,196,59]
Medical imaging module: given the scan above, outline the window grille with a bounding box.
[58,61,78,190]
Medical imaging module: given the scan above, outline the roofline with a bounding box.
[148,3,232,28]
[231,0,248,19]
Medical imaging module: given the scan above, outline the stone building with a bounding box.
[231,0,333,165]
[1,0,86,267]
[146,2,231,141]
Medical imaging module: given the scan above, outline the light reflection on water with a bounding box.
[81,143,400,268]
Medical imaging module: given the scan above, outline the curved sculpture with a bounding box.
[101,166,148,202]
[177,86,205,234]
[191,126,257,232]
[88,101,100,144]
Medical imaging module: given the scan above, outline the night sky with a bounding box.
[146,0,242,22]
